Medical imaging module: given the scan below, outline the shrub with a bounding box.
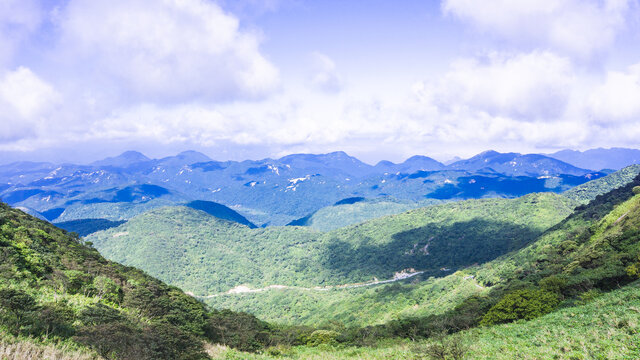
[92,276,123,304]
[480,288,560,325]
[633,186,640,195]
[0,288,37,334]
[80,304,125,326]
[413,333,468,360]
[207,310,272,352]
[34,302,75,338]
[539,275,568,294]
[306,330,341,347]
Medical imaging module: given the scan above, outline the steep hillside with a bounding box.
[0,202,278,359]
[564,164,640,204]
[87,193,577,308]
[211,280,640,359]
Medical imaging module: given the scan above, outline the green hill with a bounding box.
[87,193,577,319]
[563,164,640,203]
[286,198,439,232]
[0,202,281,359]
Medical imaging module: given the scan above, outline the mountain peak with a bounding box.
[91,151,150,167]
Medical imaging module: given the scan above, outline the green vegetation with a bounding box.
[6,165,640,359]
[479,288,559,325]
[209,281,640,359]
[88,193,575,295]
[210,170,640,359]
[563,164,640,204]
[288,198,439,232]
[0,203,288,359]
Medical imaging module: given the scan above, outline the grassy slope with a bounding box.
[88,193,576,325]
[211,280,640,359]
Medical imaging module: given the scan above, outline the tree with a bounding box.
[0,288,37,334]
[480,288,559,325]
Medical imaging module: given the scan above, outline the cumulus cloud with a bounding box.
[0,67,60,142]
[412,51,573,121]
[442,0,636,57]
[309,52,344,93]
[55,0,279,103]
[588,63,640,122]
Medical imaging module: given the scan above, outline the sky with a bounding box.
[1,0,640,165]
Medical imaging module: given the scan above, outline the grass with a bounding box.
[209,281,640,359]
[0,332,100,360]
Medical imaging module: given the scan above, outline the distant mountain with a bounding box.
[374,155,445,174]
[55,218,127,236]
[548,147,640,171]
[157,150,212,167]
[0,149,606,226]
[91,150,151,167]
[278,151,376,178]
[447,150,592,176]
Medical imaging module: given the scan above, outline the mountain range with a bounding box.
[2,148,632,230]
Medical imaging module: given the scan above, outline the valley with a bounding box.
[2,151,640,359]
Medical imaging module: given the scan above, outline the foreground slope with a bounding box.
[0,202,276,359]
[211,280,640,359]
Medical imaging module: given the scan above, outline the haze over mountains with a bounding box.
[1,148,636,230]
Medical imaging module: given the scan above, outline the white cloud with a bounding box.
[309,52,344,93]
[588,63,640,122]
[0,67,60,142]
[442,0,635,57]
[412,51,573,120]
[55,0,279,103]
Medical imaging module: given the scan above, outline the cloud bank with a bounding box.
[0,0,639,163]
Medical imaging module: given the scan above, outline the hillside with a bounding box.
[563,164,640,204]
[211,280,640,359]
[211,171,640,326]
[0,202,280,359]
[186,200,257,228]
[87,193,577,316]
[211,167,640,359]
[286,197,439,232]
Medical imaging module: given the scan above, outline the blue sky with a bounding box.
[1,0,640,164]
